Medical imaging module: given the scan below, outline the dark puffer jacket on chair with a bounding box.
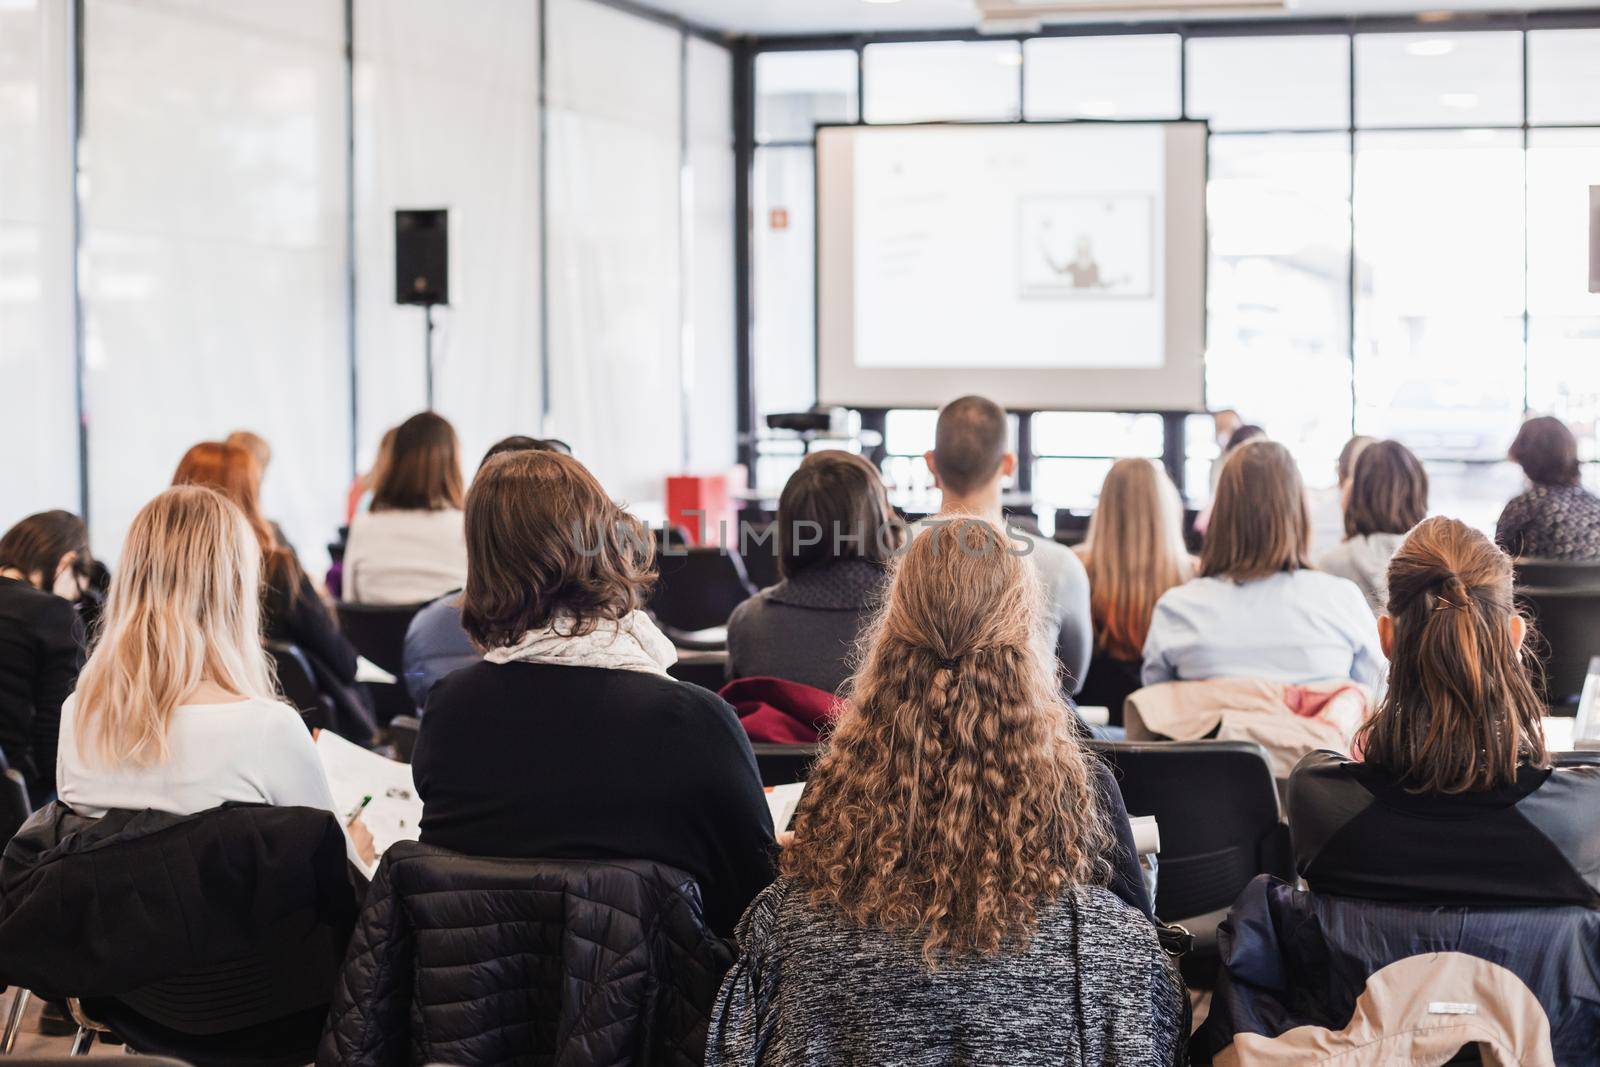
[317,840,737,1067]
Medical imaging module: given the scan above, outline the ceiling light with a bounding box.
[1406,39,1456,57]
[1440,92,1479,109]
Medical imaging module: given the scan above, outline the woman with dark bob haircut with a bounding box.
[411,450,775,935]
[1318,440,1429,614]
[1496,415,1600,561]
[726,450,905,693]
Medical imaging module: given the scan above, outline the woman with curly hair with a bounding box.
[708,519,1184,1067]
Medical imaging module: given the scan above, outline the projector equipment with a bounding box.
[1590,186,1599,294]
[766,407,856,436]
[395,208,449,409]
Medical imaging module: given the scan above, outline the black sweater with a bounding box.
[1290,749,1600,907]
[0,578,84,803]
[263,568,357,687]
[414,661,777,936]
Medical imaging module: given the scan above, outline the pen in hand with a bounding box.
[346,794,373,827]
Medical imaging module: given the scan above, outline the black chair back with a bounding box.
[9,1058,192,1066]
[648,546,756,634]
[751,742,821,787]
[1516,586,1600,707]
[0,750,31,847]
[335,602,428,726]
[1514,558,1600,590]
[388,715,421,764]
[265,641,330,731]
[1086,739,1292,923]
[1052,509,1090,547]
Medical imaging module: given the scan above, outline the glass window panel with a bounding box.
[884,409,937,455]
[756,50,858,143]
[751,146,817,422]
[863,41,1021,124]
[82,0,350,566]
[686,37,737,472]
[1032,412,1163,457]
[1355,31,1522,129]
[0,0,78,532]
[1426,460,1524,538]
[1185,36,1349,132]
[1205,133,1352,488]
[1527,129,1600,462]
[1023,35,1180,121]
[1529,30,1600,126]
[1034,457,1116,511]
[1353,130,1524,466]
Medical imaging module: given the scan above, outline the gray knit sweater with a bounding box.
[706,877,1186,1066]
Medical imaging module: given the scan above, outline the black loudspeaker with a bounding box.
[395,208,448,306]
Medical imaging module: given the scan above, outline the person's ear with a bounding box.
[923,450,940,488]
[1000,452,1017,479]
[1378,613,1395,660]
[1509,612,1527,651]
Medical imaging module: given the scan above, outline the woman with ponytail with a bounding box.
[707,519,1184,1067]
[1289,516,1600,906]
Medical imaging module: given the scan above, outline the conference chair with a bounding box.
[647,543,757,637]
[1086,739,1292,988]
[751,742,821,787]
[335,601,428,726]
[1052,509,1090,547]
[1514,558,1600,590]
[7,1058,192,1066]
[265,641,333,732]
[387,715,421,764]
[1515,585,1600,708]
[667,649,730,693]
[0,748,31,847]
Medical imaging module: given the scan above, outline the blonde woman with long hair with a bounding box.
[707,520,1184,1067]
[1074,458,1194,719]
[57,486,373,865]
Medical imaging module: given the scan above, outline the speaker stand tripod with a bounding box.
[423,302,437,410]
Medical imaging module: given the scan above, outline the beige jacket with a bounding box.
[1124,677,1370,779]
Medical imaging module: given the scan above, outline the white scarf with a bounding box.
[482,610,678,677]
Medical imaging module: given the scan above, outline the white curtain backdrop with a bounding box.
[352,0,541,477]
[0,1,77,534]
[685,36,736,475]
[545,0,685,506]
[80,0,350,567]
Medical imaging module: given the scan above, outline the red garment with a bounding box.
[720,676,842,744]
[1283,682,1365,720]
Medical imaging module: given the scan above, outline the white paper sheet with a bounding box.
[764,782,805,833]
[316,729,423,878]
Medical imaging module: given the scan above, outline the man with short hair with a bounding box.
[920,395,1093,695]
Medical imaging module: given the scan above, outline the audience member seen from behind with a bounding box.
[1196,422,1267,536]
[1144,440,1384,689]
[342,412,468,605]
[411,450,775,935]
[225,429,292,552]
[1073,459,1194,721]
[56,487,374,867]
[174,441,371,736]
[921,396,1092,694]
[1496,415,1600,562]
[401,435,572,706]
[1317,440,1428,614]
[706,520,1180,1067]
[726,450,904,695]
[0,511,91,803]
[1291,516,1600,906]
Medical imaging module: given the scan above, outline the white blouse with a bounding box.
[1142,570,1386,690]
[342,508,467,606]
[57,693,339,819]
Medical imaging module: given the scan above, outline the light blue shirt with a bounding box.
[1141,570,1385,690]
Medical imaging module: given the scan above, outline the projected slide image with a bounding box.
[1018,194,1154,299]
